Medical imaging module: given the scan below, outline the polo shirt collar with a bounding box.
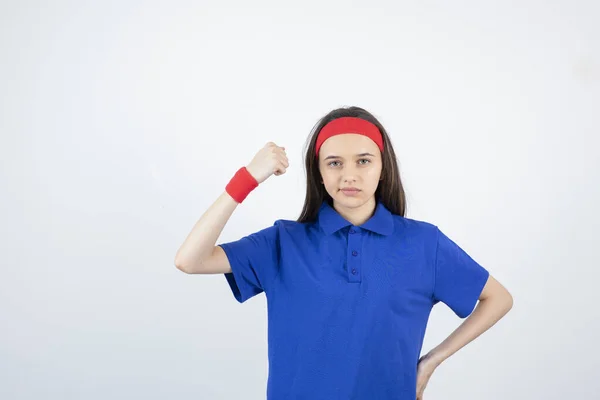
[318,199,394,236]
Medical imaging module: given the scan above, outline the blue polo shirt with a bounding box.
[218,199,489,399]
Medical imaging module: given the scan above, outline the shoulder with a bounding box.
[391,214,439,239]
[272,218,305,229]
[269,218,316,236]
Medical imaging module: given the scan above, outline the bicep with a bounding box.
[478,274,512,302]
[478,274,496,300]
[185,246,232,274]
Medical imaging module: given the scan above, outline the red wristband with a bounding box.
[226,167,259,203]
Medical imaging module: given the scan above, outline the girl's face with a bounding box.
[318,133,383,209]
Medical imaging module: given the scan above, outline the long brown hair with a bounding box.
[296,106,407,223]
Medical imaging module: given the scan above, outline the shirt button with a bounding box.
[352,250,358,256]
[351,268,357,275]
[349,229,355,234]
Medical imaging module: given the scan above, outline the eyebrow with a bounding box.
[323,153,375,160]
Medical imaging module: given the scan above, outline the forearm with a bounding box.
[424,293,513,367]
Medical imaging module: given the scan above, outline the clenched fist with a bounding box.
[245,142,289,184]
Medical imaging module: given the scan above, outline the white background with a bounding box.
[1,1,598,399]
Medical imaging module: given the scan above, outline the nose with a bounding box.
[342,164,358,184]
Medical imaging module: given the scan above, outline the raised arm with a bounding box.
[174,142,289,274]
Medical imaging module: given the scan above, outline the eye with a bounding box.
[326,159,371,167]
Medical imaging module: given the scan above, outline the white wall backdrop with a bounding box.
[1,1,598,399]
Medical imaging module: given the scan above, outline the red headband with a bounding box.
[315,117,384,157]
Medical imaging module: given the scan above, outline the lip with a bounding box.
[340,188,361,196]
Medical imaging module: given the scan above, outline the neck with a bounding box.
[333,196,377,226]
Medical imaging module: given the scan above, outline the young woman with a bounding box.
[175,106,513,400]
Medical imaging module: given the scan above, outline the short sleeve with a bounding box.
[217,220,282,303]
[433,227,490,318]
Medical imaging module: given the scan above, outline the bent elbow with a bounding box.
[174,257,205,274]
[499,290,514,315]
[506,292,514,311]
[175,262,187,274]
[174,256,191,274]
